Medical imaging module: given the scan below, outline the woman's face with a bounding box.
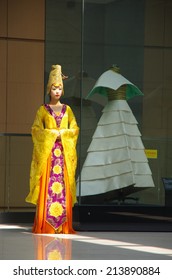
[50,85,63,101]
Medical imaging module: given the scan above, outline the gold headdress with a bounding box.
[47,64,68,94]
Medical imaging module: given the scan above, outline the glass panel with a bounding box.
[77,0,172,208]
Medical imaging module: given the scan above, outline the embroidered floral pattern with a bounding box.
[54,148,61,157]
[51,182,63,194]
[49,202,63,217]
[44,104,67,230]
[53,165,62,174]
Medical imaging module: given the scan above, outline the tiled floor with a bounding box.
[0,223,172,260]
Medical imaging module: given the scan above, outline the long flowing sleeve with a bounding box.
[26,106,58,205]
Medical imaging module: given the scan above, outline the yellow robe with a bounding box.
[25,104,79,207]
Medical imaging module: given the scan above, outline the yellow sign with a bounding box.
[145,149,158,159]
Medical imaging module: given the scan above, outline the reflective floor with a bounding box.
[0,223,172,260]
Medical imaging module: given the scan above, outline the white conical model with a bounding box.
[77,65,154,199]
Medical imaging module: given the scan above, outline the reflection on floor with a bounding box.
[0,223,172,260]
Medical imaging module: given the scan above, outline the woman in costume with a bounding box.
[26,64,79,234]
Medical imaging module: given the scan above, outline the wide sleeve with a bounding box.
[25,106,58,205]
[60,106,79,205]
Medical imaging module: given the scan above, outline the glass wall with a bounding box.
[78,0,146,205]
[80,0,172,208]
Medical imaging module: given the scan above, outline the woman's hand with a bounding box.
[51,129,61,140]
